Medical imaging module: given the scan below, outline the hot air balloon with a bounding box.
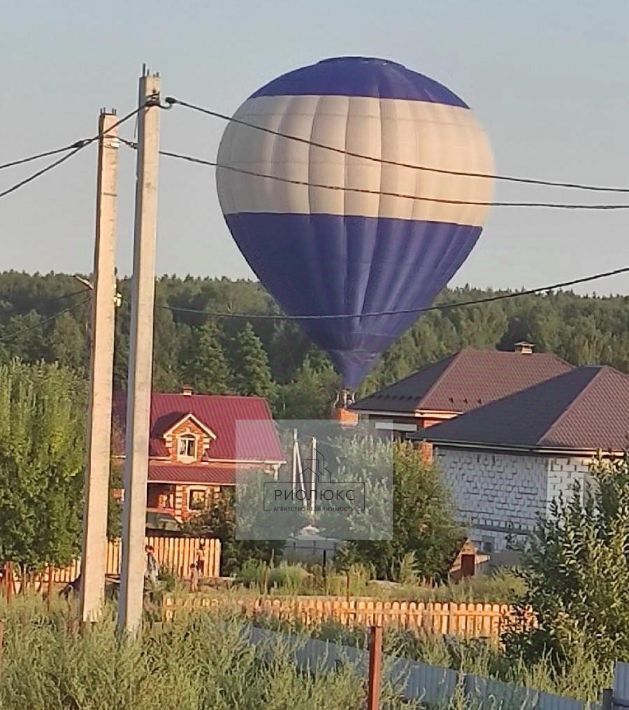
[216,57,493,399]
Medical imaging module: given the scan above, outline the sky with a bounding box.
[2,0,628,295]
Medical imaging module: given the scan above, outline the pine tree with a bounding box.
[151,294,180,391]
[183,320,232,394]
[231,323,276,400]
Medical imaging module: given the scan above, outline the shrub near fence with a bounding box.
[9,536,221,592]
[162,594,526,639]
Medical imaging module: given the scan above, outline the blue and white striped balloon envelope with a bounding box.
[217,57,493,390]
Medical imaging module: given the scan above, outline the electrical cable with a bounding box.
[0,103,155,201]
[0,140,92,171]
[38,287,92,306]
[119,138,629,210]
[165,96,629,195]
[153,266,629,321]
[0,297,91,344]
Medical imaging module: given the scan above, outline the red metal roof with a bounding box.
[418,366,629,453]
[148,464,237,486]
[113,392,284,463]
[352,349,573,415]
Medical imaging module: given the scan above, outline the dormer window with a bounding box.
[177,433,197,462]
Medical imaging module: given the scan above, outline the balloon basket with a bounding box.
[331,406,359,427]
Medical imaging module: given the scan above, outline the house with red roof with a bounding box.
[411,366,629,554]
[112,387,285,528]
[351,343,572,437]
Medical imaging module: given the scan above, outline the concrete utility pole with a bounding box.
[118,71,161,635]
[80,111,119,622]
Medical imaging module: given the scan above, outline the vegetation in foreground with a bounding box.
[505,454,629,670]
[250,613,610,704]
[0,596,375,710]
[0,595,610,708]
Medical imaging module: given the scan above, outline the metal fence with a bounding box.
[247,626,603,709]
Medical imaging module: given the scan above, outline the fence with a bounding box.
[247,625,601,709]
[8,536,221,592]
[162,594,526,639]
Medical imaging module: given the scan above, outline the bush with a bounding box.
[236,561,312,594]
[334,442,462,581]
[504,454,629,674]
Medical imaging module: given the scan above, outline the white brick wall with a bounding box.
[434,446,592,552]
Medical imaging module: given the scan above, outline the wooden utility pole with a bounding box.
[79,110,119,622]
[117,70,161,635]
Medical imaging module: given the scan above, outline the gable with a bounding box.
[162,413,216,440]
[112,392,284,462]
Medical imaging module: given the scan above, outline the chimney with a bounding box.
[182,385,193,396]
[514,341,534,355]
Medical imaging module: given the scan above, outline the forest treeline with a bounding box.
[0,271,627,418]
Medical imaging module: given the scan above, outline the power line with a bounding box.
[156,266,629,321]
[165,96,629,195]
[0,104,151,201]
[40,287,92,306]
[0,297,91,344]
[0,140,91,171]
[120,138,629,210]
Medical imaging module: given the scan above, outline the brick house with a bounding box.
[411,366,629,553]
[350,343,572,437]
[113,388,285,527]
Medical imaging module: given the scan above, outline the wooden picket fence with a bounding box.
[7,536,221,593]
[162,594,525,640]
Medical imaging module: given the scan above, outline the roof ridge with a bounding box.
[351,350,459,406]
[541,352,574,369]
[540,366,604,445]
[156,392,265,399]
[416,350,465,408]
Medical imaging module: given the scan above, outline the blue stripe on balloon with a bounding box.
[224,212,481,388]
[250,57,468,108]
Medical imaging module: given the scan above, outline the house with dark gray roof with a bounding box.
[410,366,629,553]
[351,343,572,436]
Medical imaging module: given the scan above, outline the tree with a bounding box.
[275,356,338,418]
[1,272,629,403]
[230,323,276,400]
[182,320,232,394]
[335,441,462,581]
[0,360,86,572]
[151,294,181,391]
[47,311,86,371]
[505,454,629,670]
[1,311,45,362]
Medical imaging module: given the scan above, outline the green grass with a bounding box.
[231,562,525,604]
[0,595,415,710]
[0,594,609,707]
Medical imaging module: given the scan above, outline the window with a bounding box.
[177,434,197,461]
[189,489,207,511]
